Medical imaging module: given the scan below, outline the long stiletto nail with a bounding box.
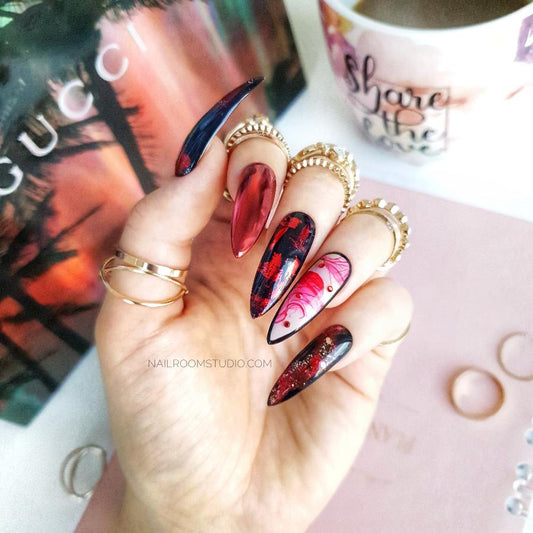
[175,77,264,176]
[267,325,353,406]
[267,253,351,344]
[250,212,315,318]
[232,163,276,258]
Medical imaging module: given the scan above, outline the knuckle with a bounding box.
[368,276,414,318]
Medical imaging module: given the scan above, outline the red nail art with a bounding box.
[267,325,353,406]
[250,212,315,318]
[231,163,276,258]
[175,77,263,176]
[267,253,351,344]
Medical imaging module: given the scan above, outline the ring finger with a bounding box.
[267,198,408,343]
[267,276,413,406]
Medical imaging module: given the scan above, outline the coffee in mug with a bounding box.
[353,0,531,29]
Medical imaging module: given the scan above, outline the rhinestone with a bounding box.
[525,427,533,445]
[515,463,533,481]
[505,496,524,516]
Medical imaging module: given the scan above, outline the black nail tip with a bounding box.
[250,212,315,318]
[267,325,353,406]
[175,76,265,177]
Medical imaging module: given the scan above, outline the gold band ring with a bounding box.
[115,249,187,280]
[346,198,410,269]
[285,143,359,220]
[378,322,411,346]
[99,252,188,308]
[448,367,505,420]
[224,115,290,160]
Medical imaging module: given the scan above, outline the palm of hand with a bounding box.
[97,198,389,533]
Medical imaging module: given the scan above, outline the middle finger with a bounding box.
[250,160,348,318]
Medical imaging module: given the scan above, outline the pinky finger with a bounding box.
[267,277,413,406]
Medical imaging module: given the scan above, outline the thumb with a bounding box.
[97,137,227,339]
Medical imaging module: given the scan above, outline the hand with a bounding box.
[96,126,412,532]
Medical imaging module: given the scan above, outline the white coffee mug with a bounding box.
[320,0,533,161]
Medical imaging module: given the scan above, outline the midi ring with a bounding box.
[224,115,290,160]
[99,250,189,308]
[285,142,359,220]
[346,198,410,269]
[379,322,411,346]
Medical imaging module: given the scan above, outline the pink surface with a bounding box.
[309,180,533,533]
[78,180,533,532]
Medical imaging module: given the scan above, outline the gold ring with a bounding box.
[99,253,188,307]
[498,332,533,381]
[116,249,187,280]
[346,198,410,269]
[224,115,290,160]
[379,322,411,346]
[448,367,505,420]
[285,143,359,220]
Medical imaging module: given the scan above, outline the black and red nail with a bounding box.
[250,211,315,318]
[175,76,264,177]
[267,325,353,406]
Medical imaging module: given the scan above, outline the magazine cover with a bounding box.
[0,0,305,425]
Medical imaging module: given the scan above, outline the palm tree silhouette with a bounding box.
[0,0,185,195]
[0,189,102,353]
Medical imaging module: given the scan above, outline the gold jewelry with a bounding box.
[448,367,505,420]
[498,332,533,381]
[346,198,410,269]
[115,249,187,280]
[379,322,411,346]
[224,115,290,160]
[99,253,188,308]
[285,143,359,219]
[222,189,233,202]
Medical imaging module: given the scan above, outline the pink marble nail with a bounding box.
[267,252,351,344]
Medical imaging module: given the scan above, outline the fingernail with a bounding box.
[175,76,264,177]
[250,212,315,318]
[231,163,276,258]
[267,325,353,406]
[267,253,351,344]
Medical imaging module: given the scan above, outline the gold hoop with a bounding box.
[346,198,410,269]
[99,254,188,308]
[115,249,187,280]
[379,322,411,346]
[498,332,533,381]
[448,367,505,420]
[285,143,359,220]
[224,115,290,160]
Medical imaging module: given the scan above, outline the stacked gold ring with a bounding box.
[285,142,359,220]
[224,115,290,159]
[346,198,410,269]
[99,250,188,308]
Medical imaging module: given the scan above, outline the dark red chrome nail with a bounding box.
[267,253,351,344]
[231,163,276,258]
[175,77,264,177]
[250,212,315,318]
[267,325,353,406]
